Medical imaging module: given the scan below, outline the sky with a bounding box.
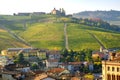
[0,0,120,15]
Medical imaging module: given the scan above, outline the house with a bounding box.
[46,50,61,68]
[92,51,109,60]
[0,71,22,80]
[59,62,94,73]
[47,68,70,79]
[102,52,120,80]
[68,62,82,72]
[4,63,30,73]
[0,55,14,67]
[24,70,55,80]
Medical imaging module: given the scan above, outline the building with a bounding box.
[0,71,22,80]
[102,52,120,80]
[1,48,47,60]
[92,51,108,60]
[32,12,46,15]
[47,68,70,79]
[0,56,14,67]
[46,50,61,68]
[51,8,66,16]
[16,13,32,16]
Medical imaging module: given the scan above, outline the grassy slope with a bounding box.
[0,15,31,20]
[20,23,65,50]
[67,23,100,50]
[1,15,120,50]
[91,31,120,49]
[0,28,28,50]
[19,22,120,50]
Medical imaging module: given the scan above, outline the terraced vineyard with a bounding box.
[0,28,29,50]
[0,14,120,51]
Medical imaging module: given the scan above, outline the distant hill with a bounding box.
[0,14,120,50]
[73,10,120,21]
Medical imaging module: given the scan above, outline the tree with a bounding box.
[14,53,29,65]
[63,48,69,57]
[31,63,39,70]
[84,49,92,62]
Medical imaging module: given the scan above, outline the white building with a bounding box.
[0,56,14,67]
[46,50,61,68]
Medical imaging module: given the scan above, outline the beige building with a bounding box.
[51,8,65,16]
[1,48,47,59]
[102,52,120,80]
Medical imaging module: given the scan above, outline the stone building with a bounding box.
[51,8,65,16]
[102,52,120,80]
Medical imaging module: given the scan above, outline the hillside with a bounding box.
[0,14,120,51]
[0,27,29,51]
[73,10,120,26]
[73,10,120,20]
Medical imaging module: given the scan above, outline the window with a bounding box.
[112,67,115,71]
[117,67,119,72]
[107,74,111,80]
[108,67,110,71]
[112,75,115,80]
[117,75,119,80]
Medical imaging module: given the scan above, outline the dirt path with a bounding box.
[64,23,69,50]
[87,31,106,49]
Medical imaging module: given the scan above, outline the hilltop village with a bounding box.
[0,8,120,80]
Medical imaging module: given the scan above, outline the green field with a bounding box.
[0,14,120,51]
[20,23,65,50]
[0,28,28,51]
[19,22,120,50]
[67,23,100,50]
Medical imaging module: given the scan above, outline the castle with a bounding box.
[51,8,66,16]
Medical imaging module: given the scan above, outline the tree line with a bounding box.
[71,18,120,32]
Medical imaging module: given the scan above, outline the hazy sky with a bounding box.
[0,0,120,15]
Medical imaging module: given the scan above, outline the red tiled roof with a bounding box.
[71,77,80,80]
[68,62,82,65]
[48,68,65,73]
[92,52,105,58]
[33,70,44,74]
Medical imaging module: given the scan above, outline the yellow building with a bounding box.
[1,48,47,59]
[102,52,120,80]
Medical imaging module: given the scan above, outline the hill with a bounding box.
[0,27,29,51]
[0,14,120,51]
[73,10,120,26]
[73,10,120,21]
